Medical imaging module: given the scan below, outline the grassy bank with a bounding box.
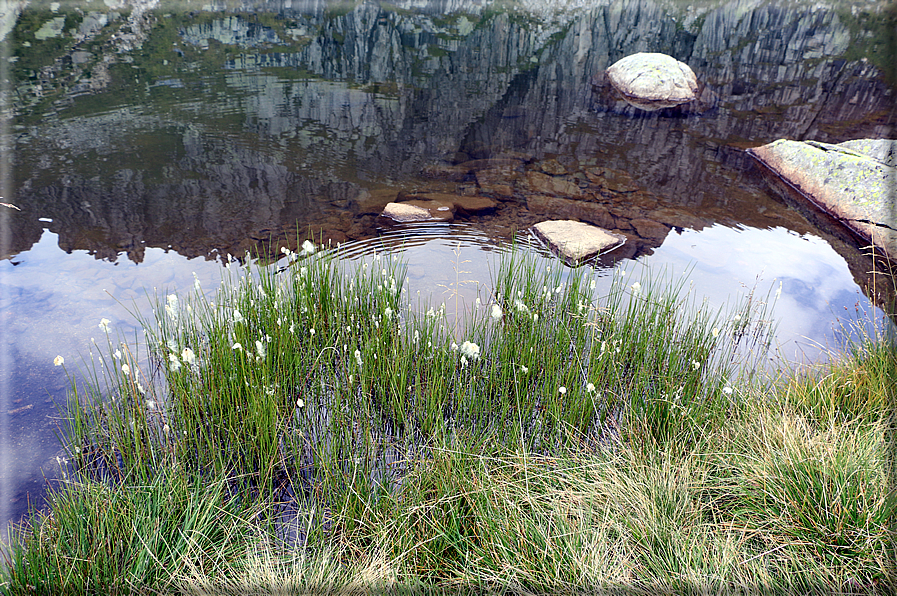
[2,245,894,595]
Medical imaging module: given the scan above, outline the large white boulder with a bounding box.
[605,53,699,111]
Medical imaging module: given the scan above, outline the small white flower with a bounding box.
[54,355,64,366]
[354,349,363,366]
[137,381,145,395]
[289,323,296,334]
[586,382,595,393]
[301,240,316,255]
[520,365,529,374]
[146,399,156,410]
[169,353,181,372]
[711,327,720,338]
[558,386,567,395]
[722,386,734,395]
[296,398,304,408]
[232,342,243,351]
[460,355,468,367]
[691,360,700,371]
[732,314,742,323]
[193,273,202,292]
[98,318,111,332]
[309,328,315,337]
[459,341,480,361]
[451,342,458,351]
[631,282,641,295]
[384,307,393,320]
[491,303,503,320]
[121,363,130,376]
[255,340,266,358]
[590,279,596,290]
[348,374,354,384]
[113,349,122,360]
[233,309,245,324]
[181,347,196,366]
[514,299,528,313]
[163,423,171,434]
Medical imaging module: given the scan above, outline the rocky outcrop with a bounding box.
[748,139,896,262]
[531,220,625,265]
[605,52,699,111]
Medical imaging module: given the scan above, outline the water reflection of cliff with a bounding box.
[10,0,895,271]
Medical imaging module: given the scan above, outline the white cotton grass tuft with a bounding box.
[98,318,111,333]
[459,341,480,361]
[181,347,196,366]
[630,281,641,295]
[491,303,503,320]
[54,355,64,366]
[165,294,179,321]
[558,386,567,395]
[301,240,316,255]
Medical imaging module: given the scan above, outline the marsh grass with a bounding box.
[3,244,894,595]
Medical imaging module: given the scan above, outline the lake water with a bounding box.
[1,0,895,536]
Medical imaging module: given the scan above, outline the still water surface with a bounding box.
[2,0,895,533]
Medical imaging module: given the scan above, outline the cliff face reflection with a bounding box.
[10,0,894,270]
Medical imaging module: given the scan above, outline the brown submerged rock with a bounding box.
[526,195,615,229]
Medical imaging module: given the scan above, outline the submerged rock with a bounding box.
[748,139,896,262]
[531,220,625,265]
[605,53,699,111]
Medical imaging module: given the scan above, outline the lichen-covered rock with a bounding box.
[748,139,896,262]
[531,220,625,265]
[605,53,699,111]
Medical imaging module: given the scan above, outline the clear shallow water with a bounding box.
[2,0,895,534]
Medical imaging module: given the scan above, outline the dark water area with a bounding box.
[1,0,895,535]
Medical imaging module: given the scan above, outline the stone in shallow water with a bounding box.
[381,202,433,223]
[605,53,698,111]
[748,138,897,262]
[532,220,625,265]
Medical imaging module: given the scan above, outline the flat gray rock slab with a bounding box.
[748,139,896,262]
[532,220,625,265]
[605,53,698,111]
